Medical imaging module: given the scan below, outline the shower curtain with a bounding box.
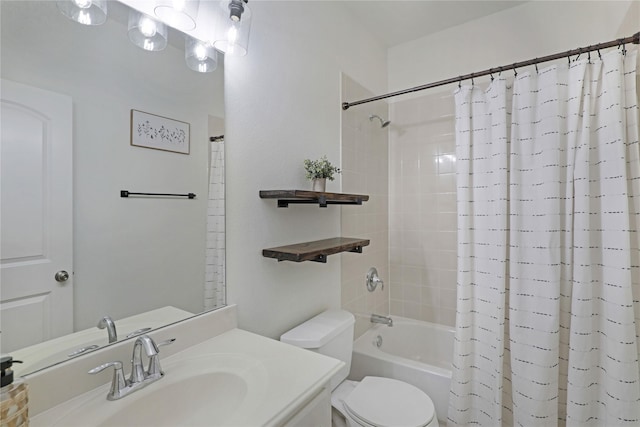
[204,139,226,311]
[448,50,640,426]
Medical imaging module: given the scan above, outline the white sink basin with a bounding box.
[49,353,268,427]
[99,372,247,426]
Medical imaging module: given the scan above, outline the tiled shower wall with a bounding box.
[340,74,390,338]
[389,90,457,327]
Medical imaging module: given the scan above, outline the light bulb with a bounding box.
[57,0,107,25]
[194,43,208,61]
[185,37,217,73]
[212,0,250,56]
[227,25,238,44]
[77,10,92,24]
[73,0,92,9]
[138,16,157,37]
[128,10,167,51]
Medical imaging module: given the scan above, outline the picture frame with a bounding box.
[130,109,190,154]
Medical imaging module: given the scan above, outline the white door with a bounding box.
[1,79,73,353]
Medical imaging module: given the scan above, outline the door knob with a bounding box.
[55,270,70,282]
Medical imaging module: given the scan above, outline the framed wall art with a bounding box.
[130,109,190,154]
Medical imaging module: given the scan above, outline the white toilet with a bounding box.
[281,309,439,427]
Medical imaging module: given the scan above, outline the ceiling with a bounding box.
[342,1,526,47]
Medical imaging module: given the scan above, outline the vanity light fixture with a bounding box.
[185,37,218,73]
[57,0,248,71]
[154,0,200,32]
[56,0,107,26]
[128,10,168,52]
[211,0,251,56]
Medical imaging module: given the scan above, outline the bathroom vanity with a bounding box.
[25,305,343,426]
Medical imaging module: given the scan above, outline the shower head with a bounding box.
[369,114,390,128]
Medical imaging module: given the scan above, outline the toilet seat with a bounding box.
[341,376,435,427]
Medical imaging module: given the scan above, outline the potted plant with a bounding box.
[303,155,341,192]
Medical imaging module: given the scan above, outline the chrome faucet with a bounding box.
[371,313,393,327]
[97,315,118,343]
[89,335,174,401]
[129,335,159,384]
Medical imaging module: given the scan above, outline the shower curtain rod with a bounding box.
[341,32,640,111]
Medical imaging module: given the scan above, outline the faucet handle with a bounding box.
[147,338,176,378]
[89,361,127,401]
[366,267,384,292]
[157,338,176,348]
[88,360,123,374]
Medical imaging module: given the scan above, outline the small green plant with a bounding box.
[303,156,341,181]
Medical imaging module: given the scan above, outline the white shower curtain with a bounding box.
[448,50,640,426]
[204,140,226,311]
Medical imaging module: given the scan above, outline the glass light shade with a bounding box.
[211,0,251,56]
[128,10,168,52]
[154,0,199,32]
[56,0,107,26]
[185,37,218,73]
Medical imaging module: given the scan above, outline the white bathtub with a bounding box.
[349,316,454,424]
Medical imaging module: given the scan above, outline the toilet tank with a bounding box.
[280,309,355,391]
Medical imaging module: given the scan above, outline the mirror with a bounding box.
[0,0,225,376]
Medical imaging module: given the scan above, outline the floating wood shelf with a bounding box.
[259,190,369,208]
[263,237,370,263]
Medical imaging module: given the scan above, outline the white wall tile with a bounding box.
[389,91,458,326]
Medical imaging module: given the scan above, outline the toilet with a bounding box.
[281,309,439,427]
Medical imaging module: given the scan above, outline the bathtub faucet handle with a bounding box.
[366,267,384,292]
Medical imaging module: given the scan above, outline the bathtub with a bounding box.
[349,316,454,424]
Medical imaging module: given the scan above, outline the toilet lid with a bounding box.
[343,377,435,427]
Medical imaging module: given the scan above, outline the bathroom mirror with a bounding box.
[0,0,225,376]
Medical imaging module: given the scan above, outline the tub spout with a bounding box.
[371,314,393,327]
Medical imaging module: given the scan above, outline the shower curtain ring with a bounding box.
[458,77,462,88]
[535,62,539,74]
[513,64,517,77]
[597,49,602,60]
[490,71,494,81]
[617,40,627,55]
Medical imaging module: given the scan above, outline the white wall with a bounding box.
[224,1,388,339]
[1,2,224,330]
[389,1,639,94]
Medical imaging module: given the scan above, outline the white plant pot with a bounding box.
[312,178,326,192]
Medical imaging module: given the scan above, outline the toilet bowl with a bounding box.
[281,309,439,427]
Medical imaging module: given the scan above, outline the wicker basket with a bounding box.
[1,383,29,427]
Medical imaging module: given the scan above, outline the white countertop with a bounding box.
[31,328,343,427]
